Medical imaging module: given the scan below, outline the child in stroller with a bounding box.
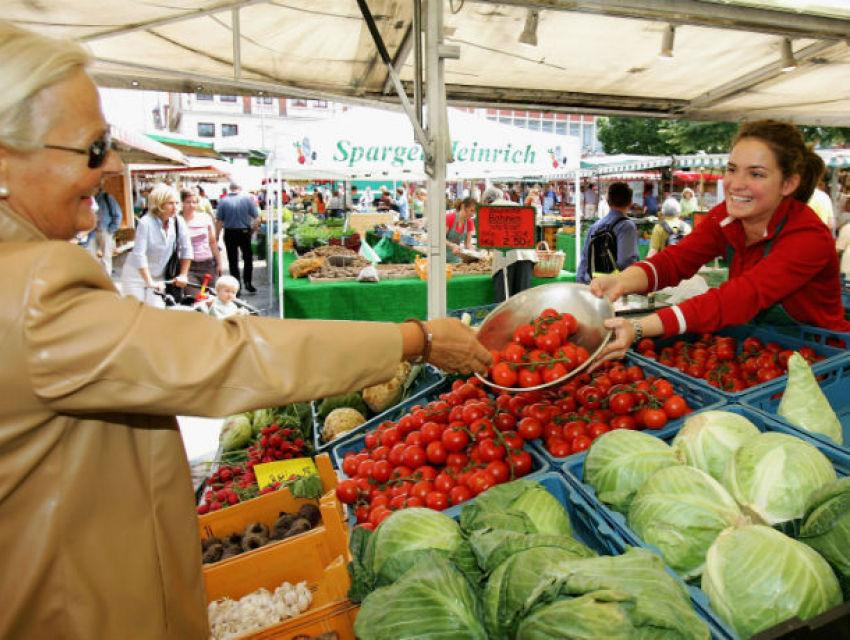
[194,275,253,318]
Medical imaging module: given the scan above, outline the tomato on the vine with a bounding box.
[518,416,543,440]
[643,408,668,430]
[662,395,687,419]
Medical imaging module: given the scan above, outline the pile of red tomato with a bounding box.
[487,309,590,388]
[335,358,693,527]
[635,333,823,392]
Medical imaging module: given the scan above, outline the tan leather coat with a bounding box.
[0,202,400,640]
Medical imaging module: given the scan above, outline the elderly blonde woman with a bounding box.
[0,21,492,640]
[119,182,192,306]
[680,187,697,218]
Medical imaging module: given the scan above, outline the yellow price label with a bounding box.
[254,457,318,490]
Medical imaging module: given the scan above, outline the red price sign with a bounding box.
[476,205,536,252]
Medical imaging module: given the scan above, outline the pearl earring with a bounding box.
[0,186,9,198]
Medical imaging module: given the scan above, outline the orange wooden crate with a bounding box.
[199,455,348,570]
[206,554,358,640]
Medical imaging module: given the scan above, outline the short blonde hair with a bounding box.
[216,275,240,293]
[682,188,694,198]
[0,21,92,150]
[147,183,180,219]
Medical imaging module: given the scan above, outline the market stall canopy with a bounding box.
[146,132,224,160]
[110,124,188,165]
[267,107,580,181]
[9,1,850,126]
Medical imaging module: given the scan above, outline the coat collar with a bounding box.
[718,197,794,247]
[0,200,48,243]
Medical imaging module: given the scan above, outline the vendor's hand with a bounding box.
[424,317,493,375]
[173,275,188,288]
[589,274,626,302]
[451,244,462,256]
[593,317,635,366]
[149,281,166,292]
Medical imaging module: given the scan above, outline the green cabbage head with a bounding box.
[778,352,843,444]
[671,410,760,481]
[583,430,680,512]
[799,477,850,598]
[628,465,752,580]
[354,552,487,640]
[702,525,842,639]
[722,433,836,525]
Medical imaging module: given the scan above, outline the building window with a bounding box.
[220,95,237,103]
[499,116,511,125]
[198,122,215,137]
[313,100,328,108]
[514,120,527,129]
[541,120,554,133]
[569,123,580,137]
[556,122,567,135]
[259,96,273,104]
[291,99,308,108]
[222,123,238,137]
[582,124,594,149]
[527,119,541,132]
[196,94,213,101]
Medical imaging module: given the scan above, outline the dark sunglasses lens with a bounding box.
[88,137,110,169]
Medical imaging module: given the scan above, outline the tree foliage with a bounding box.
[597,117,850,156]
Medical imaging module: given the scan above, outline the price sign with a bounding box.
[476,205,536,252]
[254,457,318,490]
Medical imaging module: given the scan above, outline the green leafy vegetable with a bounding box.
[467,528,595,575]
[460,479,573,536]
[778,352,843,444]
[722,433,836,525]
[583,430,681,512]
[251,408,275,436]
[482,546,709,640]
[702,525,842,639]
[220,413,253,451]
[354,552,488,640]
[799,477,850,598]
[348,507,479,600]
[628,465,752,580]
[671,410,760,481]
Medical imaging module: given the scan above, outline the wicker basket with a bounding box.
[533,241,565,278]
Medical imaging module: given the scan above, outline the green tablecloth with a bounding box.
[273,251,575,321]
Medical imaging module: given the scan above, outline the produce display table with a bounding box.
[273,251,575,321]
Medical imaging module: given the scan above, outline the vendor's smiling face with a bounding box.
[723,138,799,226]
[1,69,122,240]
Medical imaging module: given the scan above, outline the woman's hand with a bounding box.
[594,317,636,365]
[589,274,626,302]
[424,317,493,375]
[451,244,462,256]
[173,274,188,288]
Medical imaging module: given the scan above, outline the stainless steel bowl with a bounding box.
[474,282,614,392]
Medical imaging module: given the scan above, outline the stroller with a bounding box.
[152,275,261,316]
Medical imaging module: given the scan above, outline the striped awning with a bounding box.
[674,154,729,169]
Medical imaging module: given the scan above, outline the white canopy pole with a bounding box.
[276,168,284,318]
[424,0,455,320]
[575,172,582,276]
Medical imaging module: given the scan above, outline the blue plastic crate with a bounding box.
[560,403,849,640]
[629,323,848,401]
[529,353,726,470]
[312,364,445,457]
[446,303,499,328]
[742,354,850,464]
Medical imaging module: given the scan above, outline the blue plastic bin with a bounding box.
[312,364,445,456]
[742,354,850,463]
[560,403,849,640]
[629,323,848,401]
[446,303,499,328]
[529,353,726,470]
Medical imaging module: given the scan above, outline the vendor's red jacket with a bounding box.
[635,198,850,337]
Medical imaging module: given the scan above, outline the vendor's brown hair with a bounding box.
[731,120,825,203]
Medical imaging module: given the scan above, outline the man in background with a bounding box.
[87,187,123,275]
[583,183,599,217]
[216,181,260,293]
[577,181,639,284]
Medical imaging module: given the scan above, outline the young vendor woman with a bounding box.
[445,196,477,264]
[593,119,850,362]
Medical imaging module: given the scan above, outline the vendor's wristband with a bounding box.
[628,318,643,346]
[404,317,433,364]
